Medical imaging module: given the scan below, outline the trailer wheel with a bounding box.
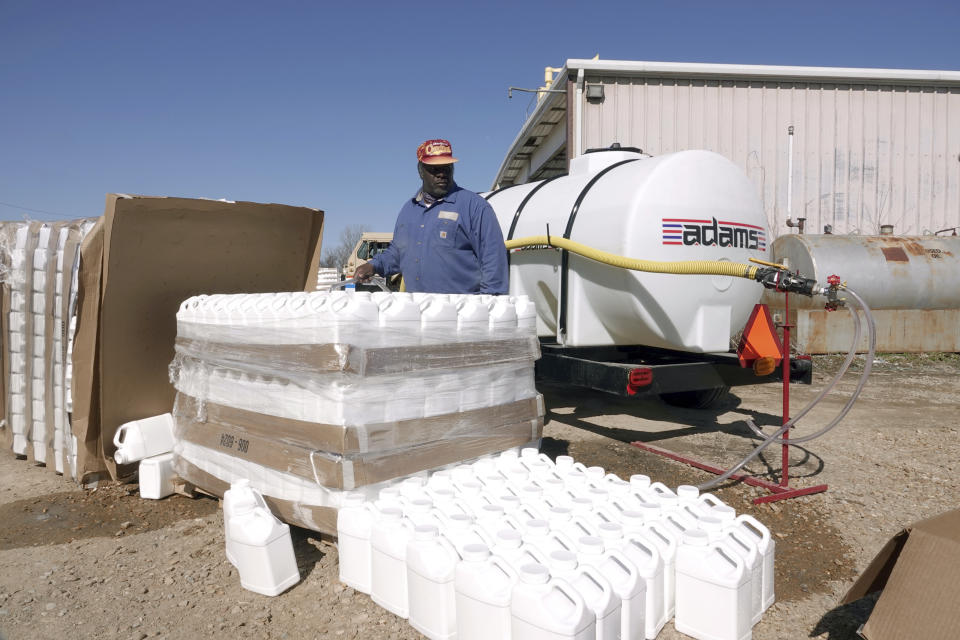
[660,386,730,409]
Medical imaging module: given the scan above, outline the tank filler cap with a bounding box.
[570,143,646,176]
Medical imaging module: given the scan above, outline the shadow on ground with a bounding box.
[0,481,218,550]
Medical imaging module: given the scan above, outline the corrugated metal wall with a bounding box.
[581,77,960,238]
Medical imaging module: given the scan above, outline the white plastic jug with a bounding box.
[138,453,176,500]
[488,298,518,333]
[524,519,578,557]
[378,294,422,345]
[337,493,378,593]
[229,505,300,597]
[735,514,775,613]
[514,295,537,330]
[723,527,762,626]
[675,530,752,640]
[113,413,175,465]
[444,512,494,554]
[641,520,679,622]
[370,507,414,618]
[420,297,459,335]
[406,525,460,640]
[597,549,647,640]
[455,543,518,640]
[495,529,550,571]
[510,563,595,640]
[621,532,667,639]
[223,479,268,567]
[547,551,621,640]
[456,297,490,335]
[476,504,522,539]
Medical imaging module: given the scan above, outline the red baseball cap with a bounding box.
[417,139,459,165]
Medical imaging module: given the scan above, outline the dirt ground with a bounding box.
[1,353,958,640]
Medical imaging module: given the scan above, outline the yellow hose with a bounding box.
[505,235,760,280]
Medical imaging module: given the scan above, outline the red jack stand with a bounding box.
[631,290,828,505]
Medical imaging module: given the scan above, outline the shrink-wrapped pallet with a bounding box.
[169,291,544,533]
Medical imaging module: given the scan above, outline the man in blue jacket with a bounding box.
[355,139,509,294]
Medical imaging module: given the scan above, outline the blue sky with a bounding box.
[2,1,958,257]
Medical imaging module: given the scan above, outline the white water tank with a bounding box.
[485,149,769,352]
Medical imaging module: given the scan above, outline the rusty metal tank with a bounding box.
[767,234,960,309]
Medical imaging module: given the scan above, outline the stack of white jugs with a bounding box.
[337,448,775,640]
[7,224,31,456]
[113,413,179,500]
[173,291,539,426]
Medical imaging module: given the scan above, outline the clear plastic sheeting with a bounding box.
[170,290,544,492]
[1,219,93,478]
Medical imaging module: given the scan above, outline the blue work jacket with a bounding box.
[370,184,509,294]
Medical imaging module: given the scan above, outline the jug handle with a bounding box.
[569,514,598,537]
[735,514,771,543]
[550,578,588,623]
[578,564,614,596]
[712,542,746,576]
[489,554,520,582]
[113,423,129,448]
[624,532,663,567]
[471,525,495,549]
[605,548,640,579]
[648,482,676,497]
[698,493,725,508]
[549,530,578,554]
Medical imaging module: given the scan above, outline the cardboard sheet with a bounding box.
[71,218,107,482]
[174,393,543,455]
[71,195,323,481]
[842,508,960,640]
[177,409,543,490]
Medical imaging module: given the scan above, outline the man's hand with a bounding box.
[354,262,376,283]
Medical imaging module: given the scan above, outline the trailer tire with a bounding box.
[660,386,730,409]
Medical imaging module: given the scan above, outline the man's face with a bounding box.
[419,162,454,198]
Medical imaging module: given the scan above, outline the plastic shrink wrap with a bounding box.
[1,220,94,479]
[170,291,544,534]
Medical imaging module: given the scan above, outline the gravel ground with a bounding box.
[1,353,957,640]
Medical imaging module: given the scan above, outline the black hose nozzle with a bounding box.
[755,267,818,296]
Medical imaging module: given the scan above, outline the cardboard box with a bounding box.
[842,508,960,640]
[174,393,544,454]
[174,394,545,489]
[71,195,324,482]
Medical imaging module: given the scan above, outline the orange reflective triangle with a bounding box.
[737,303,783,368]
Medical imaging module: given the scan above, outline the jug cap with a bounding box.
[629,474,651,490]
[380,507,403,522]
[598,522,624,540]
[525,519,550,537]
[585,466,605,479]
[479,504,505,517]
[457,480,483,495]
[447,513,474,529]
[496,529,522,548]
[549,549,578,572]
[579,535,604,555]
[414,524,439,540]
[408,498,434,513]
[555,455,574,469]
[711,504,737,523]
[519,563,550,584]
[462,543,491,562]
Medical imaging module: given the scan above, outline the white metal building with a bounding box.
[494,59,960,239]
